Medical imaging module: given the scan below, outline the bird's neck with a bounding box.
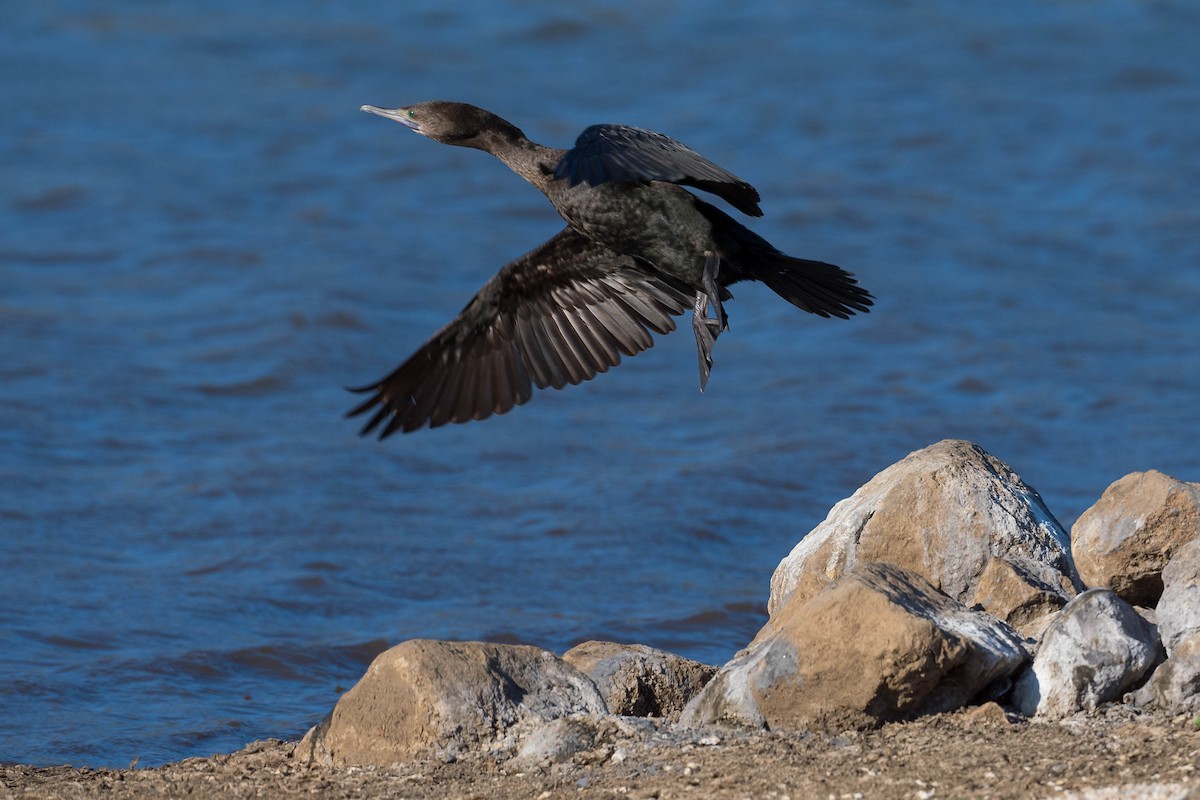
[475,134,564,194]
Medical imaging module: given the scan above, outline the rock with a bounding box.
[681,563,1028,731]
[1135,540,1200,713]
[512,715,654,768]
[1157,538,1200,654]
[513,716,598,764]
[561,641,715,720]
[1071,470,1200,606]
[960,701,1012,727]
[293,639,607,766]
[1135,636,1200,713]
[768,440,1079,634]
[1011,589,1160,718]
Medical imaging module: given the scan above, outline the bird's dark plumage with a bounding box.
[351,101,873,437]
[349,229,691,436]
[554,125,764,217]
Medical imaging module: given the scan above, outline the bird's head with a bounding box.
[360,101,525,150]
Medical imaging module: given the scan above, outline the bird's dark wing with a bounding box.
[348,228,693,438]
[554,124,763,217]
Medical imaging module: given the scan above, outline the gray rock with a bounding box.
[293,639,607,766]
[1157,538,1200,654]
[561,641,715,720]
[512,715,655,768]
[1135,636,1200,713]
[1071,470,1200,606]
[1134,540,1200,713]
[681,563,1028,731]
[513,716,600,765]
[1012,589,1160,718]
[768,440,1079,634]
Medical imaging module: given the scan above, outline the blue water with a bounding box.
[2,0,1198,768]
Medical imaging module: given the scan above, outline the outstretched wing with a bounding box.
[348,228,692,437]
[554,124,763,217]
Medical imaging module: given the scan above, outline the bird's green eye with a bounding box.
[407,110,416,119]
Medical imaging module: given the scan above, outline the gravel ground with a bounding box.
[4,705,1199,800]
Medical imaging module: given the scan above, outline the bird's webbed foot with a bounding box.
[692,292,722,391]
[691,251,727,392]
[701,251,728,332]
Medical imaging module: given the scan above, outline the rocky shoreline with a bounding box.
[5,439,1199,799]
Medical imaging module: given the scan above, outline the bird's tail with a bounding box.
[752,254,873,319]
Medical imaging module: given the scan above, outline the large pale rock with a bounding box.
[561,641,715,720]
[1011,589,1160,718]
[1135,636,1200,713]
[1157,538,1200,654]
[1131,538,1200,713]
[769,440,1079,632]
[293,640,606,766]
[1071,470,1200,606]
[681,563,1028,731]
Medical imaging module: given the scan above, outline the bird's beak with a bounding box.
[360,104,420,132]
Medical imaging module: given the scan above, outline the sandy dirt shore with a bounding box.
[3,706,1198,800]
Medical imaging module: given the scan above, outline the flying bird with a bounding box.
[349,101,872,437]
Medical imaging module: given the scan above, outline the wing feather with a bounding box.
[554,124,763,217]
[348,228,692,437]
